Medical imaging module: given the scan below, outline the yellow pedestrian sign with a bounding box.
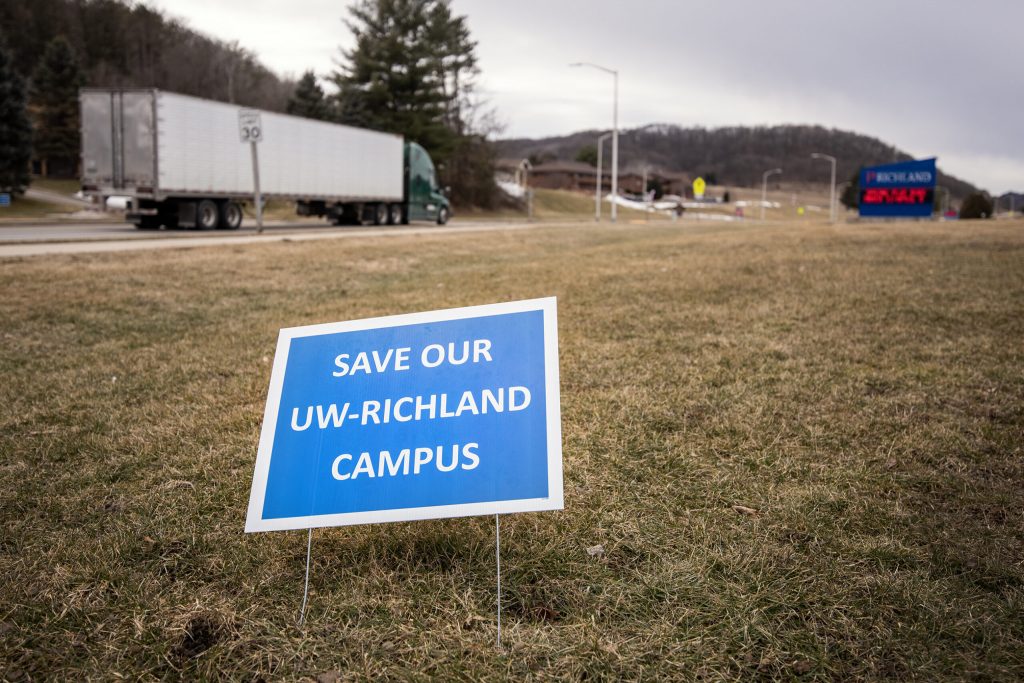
[693,177,706,199]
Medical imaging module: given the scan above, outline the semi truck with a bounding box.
[79,89,451,230]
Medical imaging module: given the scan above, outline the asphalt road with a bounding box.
[0,217,553,258]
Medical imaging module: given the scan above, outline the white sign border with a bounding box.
[245,297,563,533]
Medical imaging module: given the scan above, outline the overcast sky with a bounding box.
[151,0,1023,194]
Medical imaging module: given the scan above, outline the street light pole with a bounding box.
[613,70,618,223]
[571,62,619,222]
[811,153,837,223]
[596,132,611,221]
[761,168,782,221]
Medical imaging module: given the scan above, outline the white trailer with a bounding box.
[80,89,451,229]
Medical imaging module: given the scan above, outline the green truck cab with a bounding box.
[405,142,451,225]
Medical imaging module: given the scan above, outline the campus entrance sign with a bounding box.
[245,298,563,532]
[859,158,937,218]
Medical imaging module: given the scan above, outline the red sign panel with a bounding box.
[860,187,932,205]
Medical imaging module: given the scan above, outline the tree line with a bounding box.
[498,123,980,200]
[0,0,499,209]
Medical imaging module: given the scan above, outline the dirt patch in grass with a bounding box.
[175,615,223,660]
[1,218,1022,680]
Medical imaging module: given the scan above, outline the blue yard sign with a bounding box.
[859,158,937,218]
[245,298,563,532]
[0,193,10,207]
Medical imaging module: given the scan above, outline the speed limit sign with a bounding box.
[240,109,265,232]
[239,110,263,143]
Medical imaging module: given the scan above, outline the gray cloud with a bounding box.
[152,0,1023,192]
[458,0,1023,191]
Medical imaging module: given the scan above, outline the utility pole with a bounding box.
[239,109,264,232]
[642,167,648,214]
[570,62,619,222]
[761,168,782,221]
[518,159,532,222]
[811,153,837,223]
[595,132,611,221]
[251,142,263,232]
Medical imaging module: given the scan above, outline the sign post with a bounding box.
[238,110,264,233]
[246,298,563,637]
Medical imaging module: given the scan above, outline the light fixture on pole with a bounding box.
[810,153,837,223]
[761,168,782,220]
[595,132,611,221]
[570,62,619,223]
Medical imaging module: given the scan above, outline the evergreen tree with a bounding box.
[423,0,477,136]
[30,35,82,177]
[0,33,32,195]
[287,70,330,120]
[331,0,452,156]
[575,145,598,167]
[959,192,993,219]
[422,1,499,207]
[332,0,497,207]
[840,169,860,209]
[447,130,498,208]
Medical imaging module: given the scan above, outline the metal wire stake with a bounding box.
[298,528,313,626]
[495,514,502,648]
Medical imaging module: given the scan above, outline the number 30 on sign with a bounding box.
[238,110,262,143]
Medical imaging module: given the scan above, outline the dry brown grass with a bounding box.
[0,195,76,220]
[1,218,1022,680]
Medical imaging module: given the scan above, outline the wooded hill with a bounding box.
[498,124,979,198]
[0,0,293,113]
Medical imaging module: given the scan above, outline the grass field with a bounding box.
[1,219,1022,680]
[0,179,81,221]
[29,178,82,196]
[455,188,659,222]
[232,189,661,224]
[0,195,76,220]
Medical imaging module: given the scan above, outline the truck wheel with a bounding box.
[436,206,449,225]
[196,199,219,230]
[373,203,387,226]
[387,204,402,225]
[219,201,243,230]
